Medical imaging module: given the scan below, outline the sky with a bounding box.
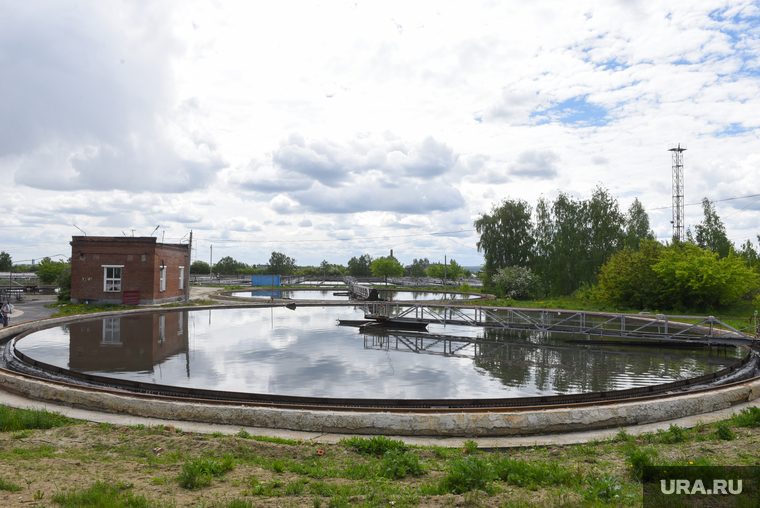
[1,0,759,268]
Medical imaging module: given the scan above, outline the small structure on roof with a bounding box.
[70,236,190,305]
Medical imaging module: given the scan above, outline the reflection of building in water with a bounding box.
[69,312,188,372]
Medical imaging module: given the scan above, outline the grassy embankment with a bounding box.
[2,404,760,507]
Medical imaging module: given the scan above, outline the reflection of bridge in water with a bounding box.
[362,329,737,366]
[361,303,757,345]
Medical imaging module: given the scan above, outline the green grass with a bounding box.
[52,480,165,508]
[0,477,23,492]
[340,436,407,456]
[177,455,235,489]
[47,302,133,317]
[733,406,760,427]
[0,405,74,432]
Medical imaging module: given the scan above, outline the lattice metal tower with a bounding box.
[668,143,687,242]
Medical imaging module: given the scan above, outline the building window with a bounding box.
[158,315,165,345]
[179,266,185,290]
[102,317,121,345]
[160,266,166,292]
[103,266,123,292]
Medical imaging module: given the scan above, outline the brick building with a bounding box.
[70,236,190,305]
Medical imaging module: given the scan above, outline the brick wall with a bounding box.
[70,237,190,304]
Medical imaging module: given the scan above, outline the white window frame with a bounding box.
[101,317,121,345]
[158,315,165,344]
[159,266,166,292]
[178,266,184,290]
[103,265,124,292]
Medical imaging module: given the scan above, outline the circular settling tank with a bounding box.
[13,306,743,401]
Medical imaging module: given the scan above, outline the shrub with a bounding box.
[491,265,540,300]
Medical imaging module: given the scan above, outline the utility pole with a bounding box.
[210,245,213,275]
[444,255,447,298]
[184,231,192,304]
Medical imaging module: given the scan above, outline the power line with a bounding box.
[646,193,760,211]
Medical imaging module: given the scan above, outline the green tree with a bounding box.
[0,251,12,271]
[212,256,249,274]
[475,198,534,280]
[653,243,755,310]
[36,258,69,284]
[268,251,297,275]
[409,258,429,277]
[587,184,626,275]
[595,240,757,311]
[319,260,330,276]
[57,266,71,302]
[533,196,554,295]
[694,198,732,258]
[428,259,464,280]
[190,260,211,274]
[370,256,405,283]
[347,254,372,276]
[737,238,759,272]
[624,197,654,249]
[594,240,665,309]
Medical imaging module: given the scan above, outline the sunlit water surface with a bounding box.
[15,307,742,400]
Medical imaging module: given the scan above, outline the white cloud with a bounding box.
[1,0,760,265]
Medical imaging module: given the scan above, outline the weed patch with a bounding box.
[340,436,407,456]
[439,455,497,495]
[177,455,235,489]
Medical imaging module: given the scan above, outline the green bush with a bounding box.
[491,265,540,300]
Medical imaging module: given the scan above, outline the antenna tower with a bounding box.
[668,142,687,242]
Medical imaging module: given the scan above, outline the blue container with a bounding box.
[251,275,280,286]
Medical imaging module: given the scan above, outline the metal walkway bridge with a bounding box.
[361,302,758,345]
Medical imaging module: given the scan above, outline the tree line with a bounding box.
[191,251,472,281]
[475,186,759,311]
